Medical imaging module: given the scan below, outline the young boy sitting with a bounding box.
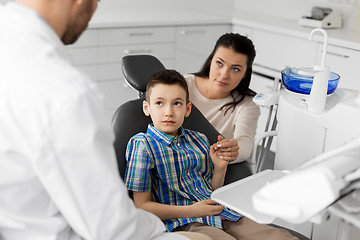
[124,69,298,240]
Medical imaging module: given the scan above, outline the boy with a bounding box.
[125,69,298,240]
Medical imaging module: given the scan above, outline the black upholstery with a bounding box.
[121,55,167,98]
[112,54,309,240]
[112,100,151,181]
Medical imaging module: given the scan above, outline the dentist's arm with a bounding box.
[44,86,166,240]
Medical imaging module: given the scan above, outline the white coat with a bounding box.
[0,3,187,240]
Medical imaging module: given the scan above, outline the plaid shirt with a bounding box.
[125,124,241,232]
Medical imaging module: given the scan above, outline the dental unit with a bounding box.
[212,28,360,240]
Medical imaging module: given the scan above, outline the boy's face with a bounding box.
[143,83,192,136]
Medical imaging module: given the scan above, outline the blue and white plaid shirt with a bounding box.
[125,124,242,232]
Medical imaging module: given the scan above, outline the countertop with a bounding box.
[232,11,360,51]
[89,8,360,51]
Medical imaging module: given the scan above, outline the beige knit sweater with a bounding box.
[185,74,260,163]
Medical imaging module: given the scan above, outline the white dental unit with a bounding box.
[212,28,360,240]
[275,28,360,171]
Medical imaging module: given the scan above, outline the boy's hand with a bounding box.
[213,135,239,162]
[190,199,224,217]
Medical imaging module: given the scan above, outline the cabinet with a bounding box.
[66,29,99,82]
[97,26,175,121]
[317,44,360,90]
[233,25,360,91]
[232,25,253,38]
[67,26,176,122]
[175,24,231,74]
[67,24,230,122]
[251,29,318,74]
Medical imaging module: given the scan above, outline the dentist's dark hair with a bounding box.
[194,33,256,115]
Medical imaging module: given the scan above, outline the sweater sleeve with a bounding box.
[232,99,260,163]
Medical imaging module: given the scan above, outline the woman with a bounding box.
[184,33,260,163]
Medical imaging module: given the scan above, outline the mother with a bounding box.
[184,33,260,163]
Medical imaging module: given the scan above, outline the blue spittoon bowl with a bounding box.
[281,68,340,95]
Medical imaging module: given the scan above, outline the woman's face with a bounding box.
[208,46,248,99]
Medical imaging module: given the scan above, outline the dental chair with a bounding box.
[112,54,253,184]
[111,54,310,240]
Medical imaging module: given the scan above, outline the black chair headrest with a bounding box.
[122,55,166,93]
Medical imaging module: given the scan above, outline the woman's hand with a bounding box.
[189,199,224,217]
[213,135,239,162]
[210,142,229,170]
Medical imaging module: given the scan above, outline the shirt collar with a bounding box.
[7,2,70,59]
[147,124,189,146]
[8,2,39,17]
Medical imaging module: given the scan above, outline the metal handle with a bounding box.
[253,63,279,72]
[180,29,206,35]
[327,51,350,59]
[123,49,152,54]
[129,32,153,37]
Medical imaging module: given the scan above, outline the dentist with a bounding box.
[0,1,209,240]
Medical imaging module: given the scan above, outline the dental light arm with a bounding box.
[252,138,360,224]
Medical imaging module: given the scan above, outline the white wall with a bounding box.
[233,0,360,31]
[2,0,358,31]
[97,0,234,16]
[0,0,235,20]
[98,0,181,10]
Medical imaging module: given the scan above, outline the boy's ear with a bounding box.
[143,100,150,116]
[184,101,192,118]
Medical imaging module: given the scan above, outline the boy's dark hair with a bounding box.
[194,33,257,115]
[146,69,189,103]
